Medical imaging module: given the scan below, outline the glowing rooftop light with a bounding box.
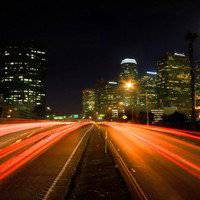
[147,71,157,75]
[108,81,118,85]
[174,53,185,57]
[121,58,137,65]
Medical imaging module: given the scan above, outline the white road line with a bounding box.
[42,125,93,200]
[15,139,22,143]
[109,139,149,200]
[26,133,35,138]
[131,168,136,173]
[0,130,37,147]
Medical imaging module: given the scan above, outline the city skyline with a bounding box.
[82,53,200,122]
[0,2,200,199]
[0,1,200,114]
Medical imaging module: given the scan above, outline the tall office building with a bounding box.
[195,61,200,118]
[95,79,106,117]
[139,71,158,111]
[0,41,46,118]
[119,58,139,109]
[105,81,120,117]
[95,81,120,119]
[82,89,96,119]
[119,58,138,81]
[157,52,191,116]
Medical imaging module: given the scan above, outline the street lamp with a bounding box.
[119,101,123,105]
[146,92,149,125]
[124,81,134,90]
[123,81,135,121]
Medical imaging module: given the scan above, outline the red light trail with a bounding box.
[0,122,90,181]
[103,122,200,199]
[0,121,69,137]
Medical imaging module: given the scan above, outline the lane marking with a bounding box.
[131,168,136,173]
[15,139,22,143]
[26,133,34,138]
[42,125,93,200]
[0,123,90,180]
[0,128,42,147]
[108,138,149,200]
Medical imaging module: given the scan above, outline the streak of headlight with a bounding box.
[0,122,90,180]
[106,123,200,179]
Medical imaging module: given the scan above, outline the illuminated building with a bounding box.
[82,89,96,119]
[95,79,106,117]
[139,71,158,110]
[103,81,120,119]
[0,41,46,118]
[119,58,138,81]
[95,80,120,119]
[195,61,200,119]
[119,58,139,112]
[157,52,191,116]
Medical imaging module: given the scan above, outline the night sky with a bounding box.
[0,1,200,114]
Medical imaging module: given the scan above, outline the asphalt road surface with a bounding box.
[0,121,67,137]
[1,121,199,200]
[103,122,200,200]
[0,121,92,199]
[67,125,131,200]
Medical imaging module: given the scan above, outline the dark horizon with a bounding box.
[0,1,200,114]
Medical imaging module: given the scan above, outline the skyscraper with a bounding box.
[82,89,96,119]
[119,58,139,111]
[157,52,191,116]
[0,41,46,118]
[195,61,200,119]
[95,79,107,117]
[119,58,138,82]
[139,71,158,111]
[96,81,120,119]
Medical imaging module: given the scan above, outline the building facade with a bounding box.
[118,58,139,113]
[0,41,47,118]
[139,71,158,111]
[195,61,200,119]
[82,89,96,119]
[95,79,106,117]
[95,80,120,119]
[157,52,191,116]
[105,81,120,118]
[119,58,138,82]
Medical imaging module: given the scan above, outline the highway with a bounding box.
[103,122,200,200]
[0,121,68,137]
[0,121,93,199]
[0,121,199,200]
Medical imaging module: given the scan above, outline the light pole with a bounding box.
[124,81,134,121]
[123,81,149,125]
[185,32,198,125]
[146,92,149,125]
